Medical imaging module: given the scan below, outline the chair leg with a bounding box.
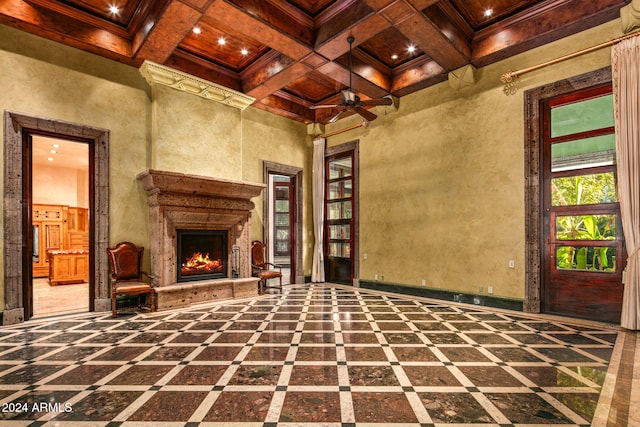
[279,276,282,292]
[112,292,117,318]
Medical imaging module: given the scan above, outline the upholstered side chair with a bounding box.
[251,240,283,294]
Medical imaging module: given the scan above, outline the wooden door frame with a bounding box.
[262,161,303,284]
[3,112,110,324]
[324,140,359,285]
[523,67,612,313]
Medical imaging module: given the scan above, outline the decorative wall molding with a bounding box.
[139,61,255,110]
[621,0,640,33]
[448,64,477,90]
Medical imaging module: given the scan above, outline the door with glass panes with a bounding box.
[542,84,625,323]
[325,152,354,284]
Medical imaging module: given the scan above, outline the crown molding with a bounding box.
[139,60,255,110]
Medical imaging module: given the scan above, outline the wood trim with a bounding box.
[522,67,612,314]
[262,161,304,284]
[324,140,359,284]
[3,112,110,324]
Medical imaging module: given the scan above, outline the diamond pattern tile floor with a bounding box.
[0,283,632,426]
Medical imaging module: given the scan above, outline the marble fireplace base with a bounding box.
[155,277,260,311]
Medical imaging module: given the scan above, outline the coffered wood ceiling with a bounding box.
[0,0,628,124]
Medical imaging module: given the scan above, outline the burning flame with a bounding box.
[181,252,222,274]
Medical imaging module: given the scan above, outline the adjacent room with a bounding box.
[1,0,639,425]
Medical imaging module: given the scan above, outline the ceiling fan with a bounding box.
[311,36,392,123]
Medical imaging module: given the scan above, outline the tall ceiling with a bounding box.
[0,0,628,124]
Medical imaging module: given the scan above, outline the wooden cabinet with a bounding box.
[32,204,89,279]
[47,250,89,285]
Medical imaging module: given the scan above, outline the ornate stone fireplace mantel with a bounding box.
[137,169,265,309]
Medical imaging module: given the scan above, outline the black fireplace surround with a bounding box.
[177,230,228,282]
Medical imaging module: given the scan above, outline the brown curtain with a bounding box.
[612,35,640,329]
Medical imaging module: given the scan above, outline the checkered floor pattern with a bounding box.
[0,284,618,426]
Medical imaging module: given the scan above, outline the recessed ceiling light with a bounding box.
[484,8,493,17]
[193,26,201,35]
[109,5,120,15]
[218,37,226,46]
[391,54,398,60]
[240,48,248,55]
[47,157,54,162]
[407,44,416,54]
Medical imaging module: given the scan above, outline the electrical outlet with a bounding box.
[421,279,426,286]
[508,260,515,268]
[375,274,378,281]
[488,286,494,294]
[364,253,368,260]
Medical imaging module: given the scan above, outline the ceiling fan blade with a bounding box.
[329,109,347,123]
[310,104,340,109]
[355,107,377,122]
[360,97,393,107]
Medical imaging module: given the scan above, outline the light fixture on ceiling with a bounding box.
[52,143,60,148]
[193,26,201,34]
[391,54,398,60]
[47,157,54,162]
[240,48,248,55]
[218,36,226,46]
[109,5,120,15]
[407,44,416,54]
[484,9,493,17]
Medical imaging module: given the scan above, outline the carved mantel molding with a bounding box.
[139,61,256,110]
[136,170,265,309]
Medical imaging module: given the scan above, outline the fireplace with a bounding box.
[177,230,227,282]
[137,169,266,310]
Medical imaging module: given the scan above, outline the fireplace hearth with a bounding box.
[137,169,266,310]
[177,230,227,282]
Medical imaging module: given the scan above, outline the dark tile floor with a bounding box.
[0,283,633,426]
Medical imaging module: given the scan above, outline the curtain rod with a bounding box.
[321,121,370,138]
[501,30,640,95]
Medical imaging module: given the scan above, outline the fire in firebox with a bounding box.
[181,251,223,276]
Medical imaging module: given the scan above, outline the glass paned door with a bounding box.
[273,182,291,257]
[325,154,354,284]
[543,84,624,323]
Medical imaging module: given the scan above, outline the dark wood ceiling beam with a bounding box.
[242,52,313,100]
[205,0,313,60]
[132,1,203,64]
[0,0,132,61]
[315,1,392,60]
[395,3,470,71]
[254,94,315,123]
[471,0,626,67]
[166,49,243,92]
[316,61,389,99]
[391,58,447,96]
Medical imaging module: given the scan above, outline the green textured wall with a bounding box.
[325,20,622,300]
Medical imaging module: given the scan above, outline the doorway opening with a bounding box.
[263,161,303,285]
[31,136,90,317]
[524,67,625,323]
[3,111,110,325]
[324,141,359,285]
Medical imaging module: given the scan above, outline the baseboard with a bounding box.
[359,280,524,312]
